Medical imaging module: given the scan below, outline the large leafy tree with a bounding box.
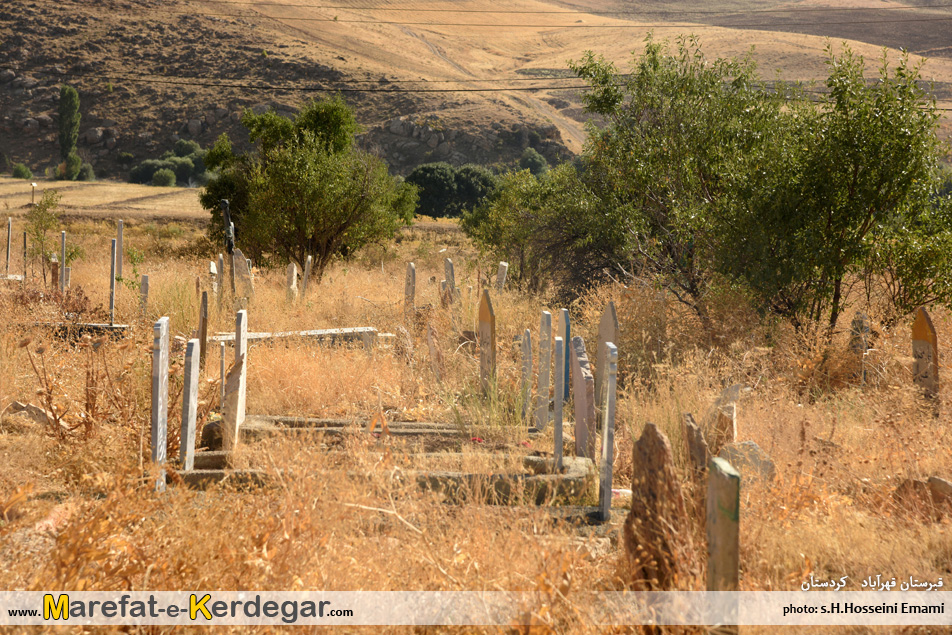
[200,96,415,277]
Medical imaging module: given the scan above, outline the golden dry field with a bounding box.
[0,179,950,633]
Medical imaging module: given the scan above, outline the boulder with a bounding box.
[186,118,202,137]
[201,419,223,451]
[0,69,16,84]
[35,114,52,128]
[84,127,103,144]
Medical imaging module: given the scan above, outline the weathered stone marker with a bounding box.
[912,306,938,399]
[570,336,596,459]
[209,260,218,296]
[444,258,456,301]
[221,310,248,452]
[535,311,552,431]
[139,275,149,316]
[59,231,65,293]
[198,291,209,369]
[180,338,200,471]
[405,262,416,324]
[217,253,225,308]
[553,336,564,472]
[219,341,226,408]
[683,413,711,476]
[151,316,170,492]
[624,422,694,589]
[711,402,737,454]
[115,220,124,282]
[521,329,533,422]
[232,247,255,300]
[286,262,298,303]
[50,258,59,291]
[301,255,313,297]
[850,311,870,383]
[597,342,618,522]
[427,324,443,381]
[478,289,496,395]
[707,457,741,592]
[559,308,570,402]
[495,261,508,291]
[719,440,775,481]
[5,217,10,275]
[595,301,619,402]
[109,239,117,325]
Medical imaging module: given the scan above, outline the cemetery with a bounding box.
[1,207,951,631]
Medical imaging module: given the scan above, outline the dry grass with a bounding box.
[1,215,951,634]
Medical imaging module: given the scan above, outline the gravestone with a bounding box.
[286,262,298,303]
[301,255,313,297]
[718,440,775,481]
[595,301,620,402]
[197,291,208,368]
[553,336,565,472]
[623,422,694,589]
[217,253,225,308]
[180,339,200,470]
[116,220,124,282]
[59,231,65,293]
[221,352,245,453]
[496,261,508,291]
[22,232,26,286]
[232,247,255,300]
[427,324,443,381]
[597,343,618,522]
[5,217,10,275]
[707,457,741,592]
[444,258,456,304]
[139,275,149,316]
[209,260,218,296]
[521,329,532,421]
[912,307,938,398]
[711,402,737,455]
[405,262,416,324]
[109,239,117,325]
[570,336,596,459]
[683,413,711,475]
[535,311,552,431]
[219,341,226,408]
[151,316,170,492]
[235,309,248,431]
[478,289,496,395]
[50,258,59,291]
[559,309,570,402]
[849,312,870,383]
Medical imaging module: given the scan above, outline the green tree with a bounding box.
[25,189,61,286]
[453,164,498,216]
[58,85,81,163]
[518,147,548,176]
[406,162,458,218]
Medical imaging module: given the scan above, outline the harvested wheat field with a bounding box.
[0,177,950,632]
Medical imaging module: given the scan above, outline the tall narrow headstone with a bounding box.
[570,336,596,459]
[218,253,225,308]
[404,262,416,324]
[707,457,741,592]
[286,262,299,303]
[151,316,170,492]
[444,258,456,302]
[495,261,508,291]
[427,323,443,382]
[595,301,620,402]
[850,312,870,384]
[220,341,226,408]
[228,224,236,295]
[232,247,255,300]
[209,260,219,296]
[139,274,149,316]
[109,239,117,325]
[5,217,10,275]
[912,307,938,399]
[559,309,570,401]
[116,219,124,281]
[521,329,532,422]
[478,289,496,395]
[597,343,618,522]
[59,231,65,293]
[222,310,248,452]
[180,339,199,471]
[535,311,552,431]
[301,255,313,297]
[553,336,564,472]
[198,291,209,369]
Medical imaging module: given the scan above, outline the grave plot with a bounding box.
[152,262,625,514]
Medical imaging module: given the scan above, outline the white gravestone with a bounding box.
[535,311,552,431]
[571,336,596,459]
[597,342,618,521]
[151,317,170,491]
[553,336,565,472]
[180,339,200,470]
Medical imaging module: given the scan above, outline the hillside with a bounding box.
[1,0,950,182]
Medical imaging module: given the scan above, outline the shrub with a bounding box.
[11,163,32,179]
[152,168,176,187]
[518,147,548,176]
[58,153,82,181]
[174,139,201,157]
[77,163,95,181]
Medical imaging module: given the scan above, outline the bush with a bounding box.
[405,162,457,217]
[152,169,176,187]
[11,163,32,179]
[58,153,82,181]
[518,147,548,176]
[77,163,95,181]
[174,139,201,157]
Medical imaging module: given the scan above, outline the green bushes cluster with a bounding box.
[405,162,498,218]
[129,139,209,187]
[152,168,177,187]
[11,163,32,179]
